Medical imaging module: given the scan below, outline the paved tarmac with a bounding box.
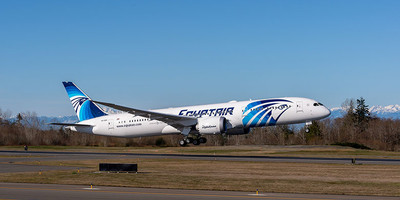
[1,150,400,166]
[0,182,398,200]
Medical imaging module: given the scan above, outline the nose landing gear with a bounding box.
[305,121,312,133]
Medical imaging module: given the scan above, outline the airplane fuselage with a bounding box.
[69,97,330,138]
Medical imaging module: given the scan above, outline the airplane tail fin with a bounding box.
[62,82,107,121]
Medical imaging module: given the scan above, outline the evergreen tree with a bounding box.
[16,113,23,125]
[355,97,370,131]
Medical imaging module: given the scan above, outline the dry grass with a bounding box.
[1,158,400,196]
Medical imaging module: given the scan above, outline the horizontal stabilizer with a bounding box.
[49,123,93,127]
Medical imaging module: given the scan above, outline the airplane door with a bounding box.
[241,106,247,118]
[296,101,303,112]
[108,120,114,133]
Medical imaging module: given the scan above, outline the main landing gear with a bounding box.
[179,136,207,146]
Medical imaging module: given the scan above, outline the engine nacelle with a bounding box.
[196,117,227,135]
[225,126,250,135]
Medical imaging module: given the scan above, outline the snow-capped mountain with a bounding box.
[101,106,122,114]
[370,105,400,114]
[328,107,347,119]
[329,104,400,119]
[5,115,79,130]
[38,115,79,124]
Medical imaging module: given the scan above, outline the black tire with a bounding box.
[192,139,200,145]
[185,138,193,143]
[199,137,207,143]
[179,140,187,146]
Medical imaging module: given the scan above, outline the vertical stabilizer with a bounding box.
[62,82,107,121]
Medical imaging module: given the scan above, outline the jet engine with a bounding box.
[196,117,226,134]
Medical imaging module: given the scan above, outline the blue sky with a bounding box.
[0,0,399,116]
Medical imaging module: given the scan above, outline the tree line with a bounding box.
[0,97,399,151]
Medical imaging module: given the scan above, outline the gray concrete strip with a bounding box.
[0,182,397,200]
[1,150,400,165]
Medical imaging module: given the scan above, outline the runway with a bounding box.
[1,150,400,166]
[0,182,397,200]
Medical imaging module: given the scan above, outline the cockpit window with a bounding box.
[313,103,324,106]
[313,103,319,106]
[318,103,323,106]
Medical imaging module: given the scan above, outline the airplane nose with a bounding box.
[323,107,331,118]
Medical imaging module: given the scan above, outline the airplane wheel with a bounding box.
[185,138,193,144]
[305,128,310,133]
[193,139,200,145]
[179,140,187,147]
[199,137,207,143]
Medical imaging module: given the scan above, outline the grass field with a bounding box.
[1,145,400,196]
[1,158,399,196]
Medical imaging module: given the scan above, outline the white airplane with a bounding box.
[51,82,331,146]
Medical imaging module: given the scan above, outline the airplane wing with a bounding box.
[93,100,197,127]
[49,123,93,127]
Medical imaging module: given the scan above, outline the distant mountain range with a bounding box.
[330,104,400,119]
[38,115,79,124]
[4,115,79,130]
